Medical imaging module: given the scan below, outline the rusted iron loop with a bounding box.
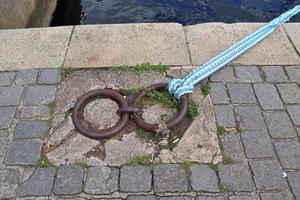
[133,83,189,133]
[72,89,129,140]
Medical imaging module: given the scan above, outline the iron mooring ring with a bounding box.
[72,83,188,140]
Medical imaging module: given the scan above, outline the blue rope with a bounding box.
[169,5,300,99]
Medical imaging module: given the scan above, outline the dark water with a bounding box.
[51,0,300,26]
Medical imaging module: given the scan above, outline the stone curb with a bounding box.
[0,23,300,71]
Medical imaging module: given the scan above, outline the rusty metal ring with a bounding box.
[133,83,189,133]
[72,89,129,140]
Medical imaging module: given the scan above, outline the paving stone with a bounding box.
[65,23,190,68]
[0,72,16,86]
[0,130,8,156]
[285,66,300,82]
[14,121,48,139]
[287,105,300,125]
[210,66,236,82]
[277,83,300,104]
[253,84,283,110]
[214,105,236,128]
[264,111,297,138]
[0,86,23,106]
[187,23,300,65]
[229,195,258,200]
[209,83,229,104]
[15,69,38,85]
[284,23,300,58]
[24,85,56,105]
[160,197,192,200]
[0,106,17,129]
[249,160,286,190]
[235,66,262,82]
[0,26,73,70]
[5,140,43,165]
[190,164,219,192]
[227,83,256,104]
[85,167,119,194]
[154,164,188,192]
[261,66,288,82]
[297,128,300,137]
[38,68,61,84]
[127,195,157,200]
[196,197,225,200]
[18,168,56,197]
[20,105,50,119]
[54,165,84,195]
[221,133,244,162]
[275,141,300,169]
[241,131,274,158]
[234,105,265,130]
[120,166,152,192]
[0,169,20,199]
[260,191,294,200]
[287,171,300,200]
[219,164,253,192]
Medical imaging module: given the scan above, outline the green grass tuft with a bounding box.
[35,156,54,168]
[74,160,88,168]
[208,163,219,173]
[201,83,210,96]
[217,126,226,136]
[182,160,199,177]
[219,184,230,193]
[59,67,76,78]
[187,101,199,119]
[124,155,153,166]
[147,89,180,108]
[137,129,152,141]
[223,154,234,164]
[112,63,170,75]
[119,87,145,96]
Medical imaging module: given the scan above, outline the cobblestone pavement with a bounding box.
[0,66,299,200]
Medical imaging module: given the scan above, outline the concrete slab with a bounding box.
[186,23,300,66]
[284,23,300,55]
[64,23,191,68]
[0,26,73,71]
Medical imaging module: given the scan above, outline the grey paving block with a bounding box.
[0,86,23,106]
[160,197,192,200]
[260,191,294,200]
[241,131,274,158]
[154,164,188,192]
[221,133,244,162]
[275,141,300,169]
[253,84,283,110]
[85,167,119,194]
[190,164,219,192]
[264,111,297,138]
[127,195,157,200]
[277,83,300,104]
[14,121,48,139]
[210,66,236,82]
[24,85,56,105]
[0,107,17,129]
[227,83,256,104]
[214,105,236,128]
[120,166,152,192]
[261,66,288,82]
[210,83,229,104]
[0,72,16,86]
[0,130,9,156]
[20,105,50,119]
[15,69,38,85]
[249,160,286,190]
[54,165,84,195]
[219,164,254,192]
[5,140,42,165]
[0,169,20,199]
[285,66,300,82]
[234,105,265,130]
[297,128,300,137]
[229,195,258,200]
[287,171,300,200]
[196,197,225,200]
[287,105,300,125]
[18,168,56,197]
[38,69,61,84]
[235,66,262,82]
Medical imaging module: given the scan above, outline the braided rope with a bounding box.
[169,5,300,99]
